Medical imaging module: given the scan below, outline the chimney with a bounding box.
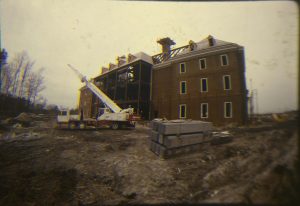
[101,66,109,74]
[127,53,136,62]
[108,63,116,70]
[189,40,197,51]
[116,55,126,66]
[157,37,176,53]
[207,35,215,46]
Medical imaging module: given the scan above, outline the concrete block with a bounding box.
[150,131,159,142]
[157,144,166,158]
[149,140,167,158]
[150,119,165,131]
[149,138,209,158]
[163,143,203,159]
[158,134,164,144]
[150,141,158,154]
[157,120,213,135]
[163,133,205,149]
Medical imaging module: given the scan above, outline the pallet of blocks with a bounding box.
[148,119,213,158]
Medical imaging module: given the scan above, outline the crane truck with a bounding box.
[56,64,140,130]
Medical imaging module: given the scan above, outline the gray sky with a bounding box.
[1,0,298,113]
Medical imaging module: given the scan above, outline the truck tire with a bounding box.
[69,122,76,129]
[132,122,136,128]
[111,122,119,130]
[79,122,86,129]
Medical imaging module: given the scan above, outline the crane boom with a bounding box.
[67,64,122,113]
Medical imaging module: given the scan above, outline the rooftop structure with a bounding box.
[101,52,153,75]
[153,35,240,65]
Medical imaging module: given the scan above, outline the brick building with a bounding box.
[79,35,248,125]
[151,36,248,125]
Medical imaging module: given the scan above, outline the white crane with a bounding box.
[56,64,139,130]
[67,64,122,113]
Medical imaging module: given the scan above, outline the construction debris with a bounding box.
[0,112,53,129]
[210,131,233,145]
[148,119,213,158]
[272,113,288,122]
[14,112,32,122]
[0,112,33,127]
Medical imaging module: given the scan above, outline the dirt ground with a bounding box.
[0,114,299,205]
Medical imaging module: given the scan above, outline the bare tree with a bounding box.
[26,67,46,104]
[1,51,35,97]
[1,51,47,107]
[26,72,36,102]
[0,64,13,94]
[1,51,41,99]
[19,60,35,98]
[35,95,47,110]
[11,52,27,96]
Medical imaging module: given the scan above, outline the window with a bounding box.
[179,63,186,73]
[223,75,231,90]
[220,54,229,66]
[179,104,186,118]
[201,103,208,118]
[199,58,206,70]
[180,81,187,94]
[118,72,127,81]
[200,78,208,92]
[224,102,232,118]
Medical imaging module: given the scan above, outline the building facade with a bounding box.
[79,35,248,125]
[151,36,248,125]
[79,52,152,120]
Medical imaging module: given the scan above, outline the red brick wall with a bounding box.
[79,87,93,118]
[152,48,248,125]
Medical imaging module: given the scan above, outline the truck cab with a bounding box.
[57,110,79,123]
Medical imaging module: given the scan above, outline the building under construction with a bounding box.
[79,35,248,125]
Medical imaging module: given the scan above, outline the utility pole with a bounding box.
[255,89,259,115]
[249,79,254,121]
[248,78,259,123]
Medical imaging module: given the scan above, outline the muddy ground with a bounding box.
[0,114,299,205]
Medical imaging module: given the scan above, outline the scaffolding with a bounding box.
[92,60,152,120]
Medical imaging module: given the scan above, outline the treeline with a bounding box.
[1,50,45,103]
[0,50,48,117]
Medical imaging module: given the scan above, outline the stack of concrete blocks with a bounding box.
[148,119,213,158]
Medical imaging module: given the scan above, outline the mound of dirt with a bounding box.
[1,113,49,128]
[14,112,34,122]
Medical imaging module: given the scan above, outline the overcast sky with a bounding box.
[0,0,298,113]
